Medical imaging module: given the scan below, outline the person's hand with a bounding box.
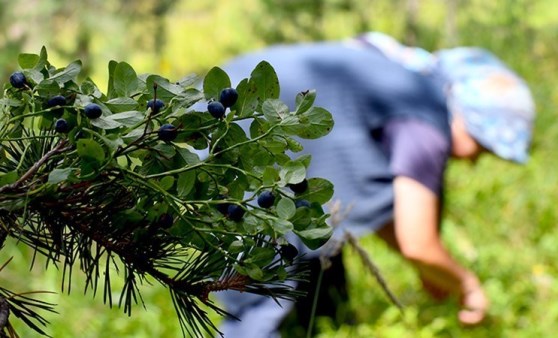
[458,275,489,326]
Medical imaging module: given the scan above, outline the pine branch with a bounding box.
[0,258,57,337]
[0,140,71,195]
[0,50,335,338]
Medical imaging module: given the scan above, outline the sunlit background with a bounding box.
[2,0,558,337]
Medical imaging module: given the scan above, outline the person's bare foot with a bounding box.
[458,283,488,326]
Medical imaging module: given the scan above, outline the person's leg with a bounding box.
[217,288,295,338]
[279,253,350,336]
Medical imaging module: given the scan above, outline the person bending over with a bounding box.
[216,32,535,337]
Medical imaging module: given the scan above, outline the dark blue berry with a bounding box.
[9,71,26,88]
[158,123,178,142]
[157,213,174,229]
[295,199,311,208]
[54,118,70,133]
[280,243,298,262]
[257,191,275,208]
[84,103,102,119]
[47,95,66,108]
[227,204,245,222]
[288,179,308,194]
[219,88,238,108]
[46,95,67,116]
[215,195,230,215]
[147,99,165,113]
[208,101,226,119]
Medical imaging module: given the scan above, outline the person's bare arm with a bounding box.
[392,176,487,324]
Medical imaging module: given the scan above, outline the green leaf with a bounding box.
[18,53,40,69]
[105,97,139,113]
[171,89,204,111]
[245,263,264,281]
[176,73,201,88]
[291,207,312,231]
[121,128,144,143]
[177,171,196,197]
[77,139,105,164]
[279,161,306,185]
[278,115,299,127]
[259,136,287,155]
[262,166,279,186]
[106,111,145,127]
[35,79,61,98]
[90,116,122,130]
[107,60,118,98]
[295,89,316,114]
[48,168,76,184]
[249,117,271,138]
[203,67,231,101]
[233,78,258,118]
[271,218,294,235]
[241,214,265,234]
[245,247,276,266]
[262,99,289,125]
[0,98,23,108]
[159,176,175,191]
[283,107,334,139]
[228,240,244,254]
[176,148,200,165]
[227,176,249,199]
[33,46,48,71]
[49,60,82,84]
[153,143,176,160]
[81,78,102,97]
[249,61,280,103]
[295,154,312,169]
[145,75,183,103]
[23,69,44,85]
[97,133,125,152]
[294,227,333,250]
[296,178,334,204]
[0,171,18,187]
[285,136,303,152]
[113,62,139,97]
[276,198,296,219]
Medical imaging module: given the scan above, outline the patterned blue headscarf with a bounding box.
[351,32,535,163]
[435,47,535,163]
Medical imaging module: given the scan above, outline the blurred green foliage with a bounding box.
[1,0,558,337]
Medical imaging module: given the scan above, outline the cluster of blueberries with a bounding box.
[10,71,241,145]
[157,87,239,143]
[215,179,310,261]
[218,179,311,222]
[10,71,107,134]
[207,87,238,119]
[9,73,305,256]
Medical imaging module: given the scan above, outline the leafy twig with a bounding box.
[345,232,404,311]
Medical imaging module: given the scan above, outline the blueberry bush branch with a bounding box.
[0,47,334,337]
